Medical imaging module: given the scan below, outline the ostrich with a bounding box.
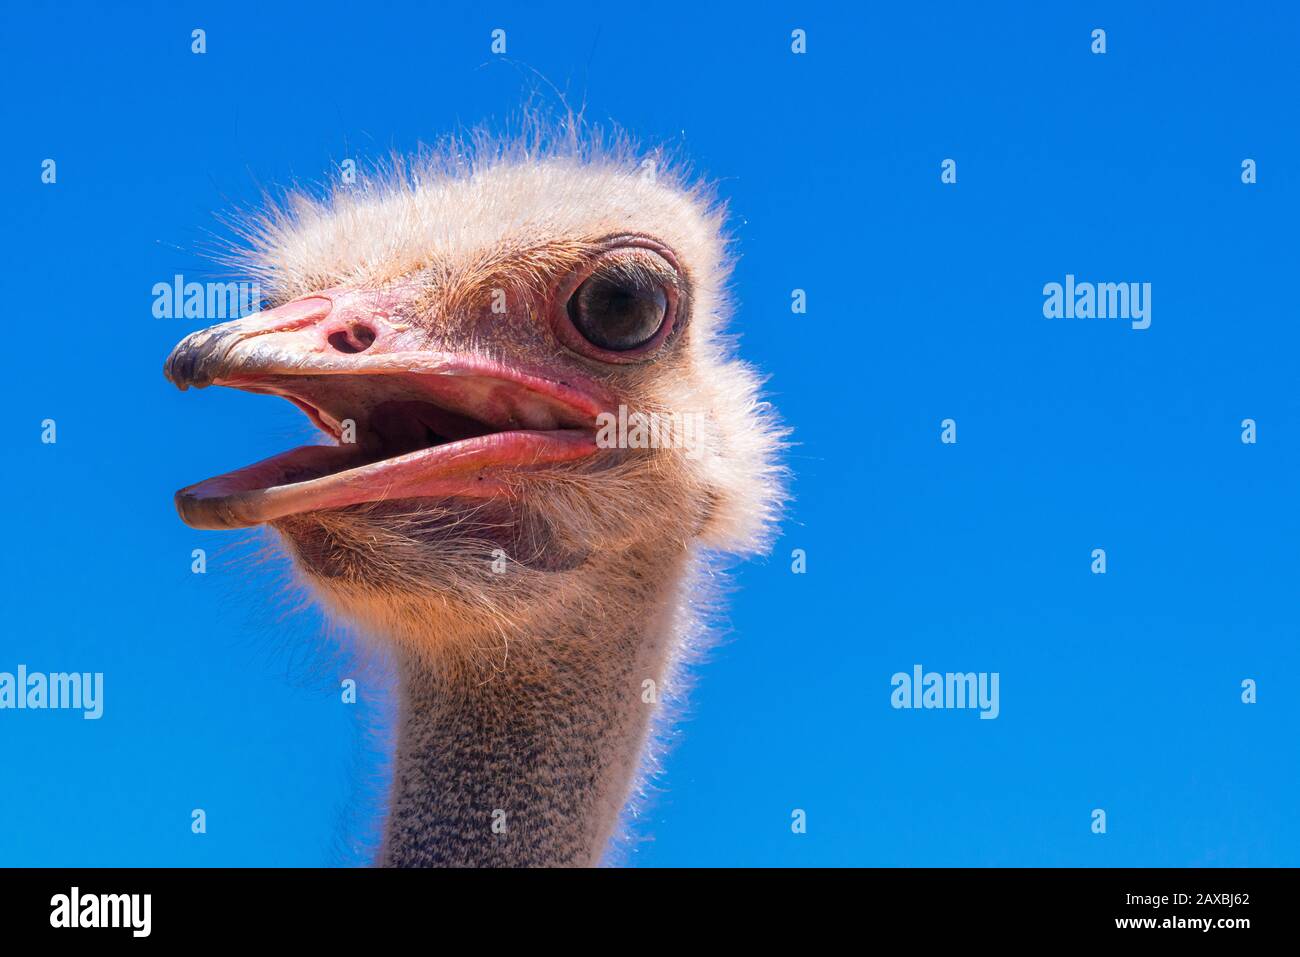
[164,128,784,867]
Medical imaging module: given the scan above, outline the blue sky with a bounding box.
[2,1,1297,866]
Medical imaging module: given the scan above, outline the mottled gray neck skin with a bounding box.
[379,556,687,867]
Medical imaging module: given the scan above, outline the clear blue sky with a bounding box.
[1,1,1297,866]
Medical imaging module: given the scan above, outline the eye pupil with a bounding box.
[568,275,667,352]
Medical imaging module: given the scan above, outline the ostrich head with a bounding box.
[165,129,784,865]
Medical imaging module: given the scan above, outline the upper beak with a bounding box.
[165,288,603,410]
[164,295,341,390]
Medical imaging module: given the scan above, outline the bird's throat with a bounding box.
[378,552,690,867]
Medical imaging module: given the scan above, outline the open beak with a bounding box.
[164,288,605,530]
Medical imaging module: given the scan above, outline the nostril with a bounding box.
[328,324,377,354]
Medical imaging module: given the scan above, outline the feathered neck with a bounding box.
[378,548,693,867]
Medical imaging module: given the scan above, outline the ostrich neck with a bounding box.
[379,553,688,867]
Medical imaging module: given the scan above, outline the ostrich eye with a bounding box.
[567,273,668,352]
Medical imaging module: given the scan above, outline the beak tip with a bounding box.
[164,328,238,391]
